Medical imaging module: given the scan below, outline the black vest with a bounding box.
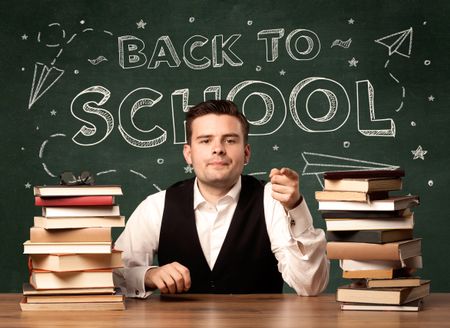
[158,175,283,293]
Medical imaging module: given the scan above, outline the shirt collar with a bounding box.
[193,176,242,209]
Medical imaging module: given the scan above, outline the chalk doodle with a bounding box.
[348,57,358,67]
[130,170,147,179]
[136,19,147,29]
[97,170,117,176]
[411,145,427,160]
[248,172,268,177]
[28,21,115,108]
[331,38,352,48]
[28,63,64,109]
[184,165,194,174]
[39,133,66,177]
[375,28,413,113]
[375,27,413,58]
[301,152,399,187]
[88,56,108,65]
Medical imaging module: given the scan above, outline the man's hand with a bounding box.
[145,262,191,294]
[269,167,302,211]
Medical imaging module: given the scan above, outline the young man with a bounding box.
[114,100,329,297]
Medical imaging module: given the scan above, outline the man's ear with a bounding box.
[183,144,192,164]
[244,144,251,164]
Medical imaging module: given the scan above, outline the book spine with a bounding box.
[35,196,115,207]
[30,227,112,242]
[326,242,400,260]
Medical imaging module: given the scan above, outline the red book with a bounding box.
[35,195,115,207]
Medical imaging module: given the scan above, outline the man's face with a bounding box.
[183,114,250,191]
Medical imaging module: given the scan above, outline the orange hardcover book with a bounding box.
[326,238,421,261]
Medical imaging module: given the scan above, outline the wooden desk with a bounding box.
[2,293,450,328]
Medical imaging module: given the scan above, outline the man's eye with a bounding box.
[225,138,236,144]
[200,139,210,144]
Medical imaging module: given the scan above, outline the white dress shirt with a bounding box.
[114,177,329,298]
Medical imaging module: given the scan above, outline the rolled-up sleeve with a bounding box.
[264,183,330,296]
[113,191,165,298]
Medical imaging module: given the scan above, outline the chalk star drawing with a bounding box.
[50,109,57,116]
[25,182,32,189]
[348,18,355,24]
[273,145,279,151]
[348,57,359,67]
[21,34,28,40]
[428,95,435,101]
[301,152,399,188]
[375,27,413,58]
[184,165,194,174]
[411,145,427,160]
[136,19,147,29]
[279,69,286,76]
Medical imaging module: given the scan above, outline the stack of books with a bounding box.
[315,169,430,312]
[20,184,126,311]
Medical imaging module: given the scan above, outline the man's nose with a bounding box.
[212,140,225,155]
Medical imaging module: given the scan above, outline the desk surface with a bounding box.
[2,293,450,328]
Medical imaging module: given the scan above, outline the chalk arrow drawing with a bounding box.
[375,27,413,58]
[301,152,399,188]
[28,62,65,109]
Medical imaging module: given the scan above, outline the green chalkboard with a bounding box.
[1,0,449,293]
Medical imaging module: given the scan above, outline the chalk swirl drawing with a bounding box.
[331,38,352,48]
[88,56,108,65]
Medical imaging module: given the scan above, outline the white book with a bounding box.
[325,214,414,231]
[340,256,423,271]
[318,196,419,211]
[30,270,114,289]
[23,240,112,254]
[42,205,120,217]
[34,185,123,197]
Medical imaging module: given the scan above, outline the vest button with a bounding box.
[210,280,215,288]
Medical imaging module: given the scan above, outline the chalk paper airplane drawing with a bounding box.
[375,27,413,58]
[301,152,399,187]
[28,62,65,109]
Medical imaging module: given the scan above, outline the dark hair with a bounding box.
[185,100,249,144]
